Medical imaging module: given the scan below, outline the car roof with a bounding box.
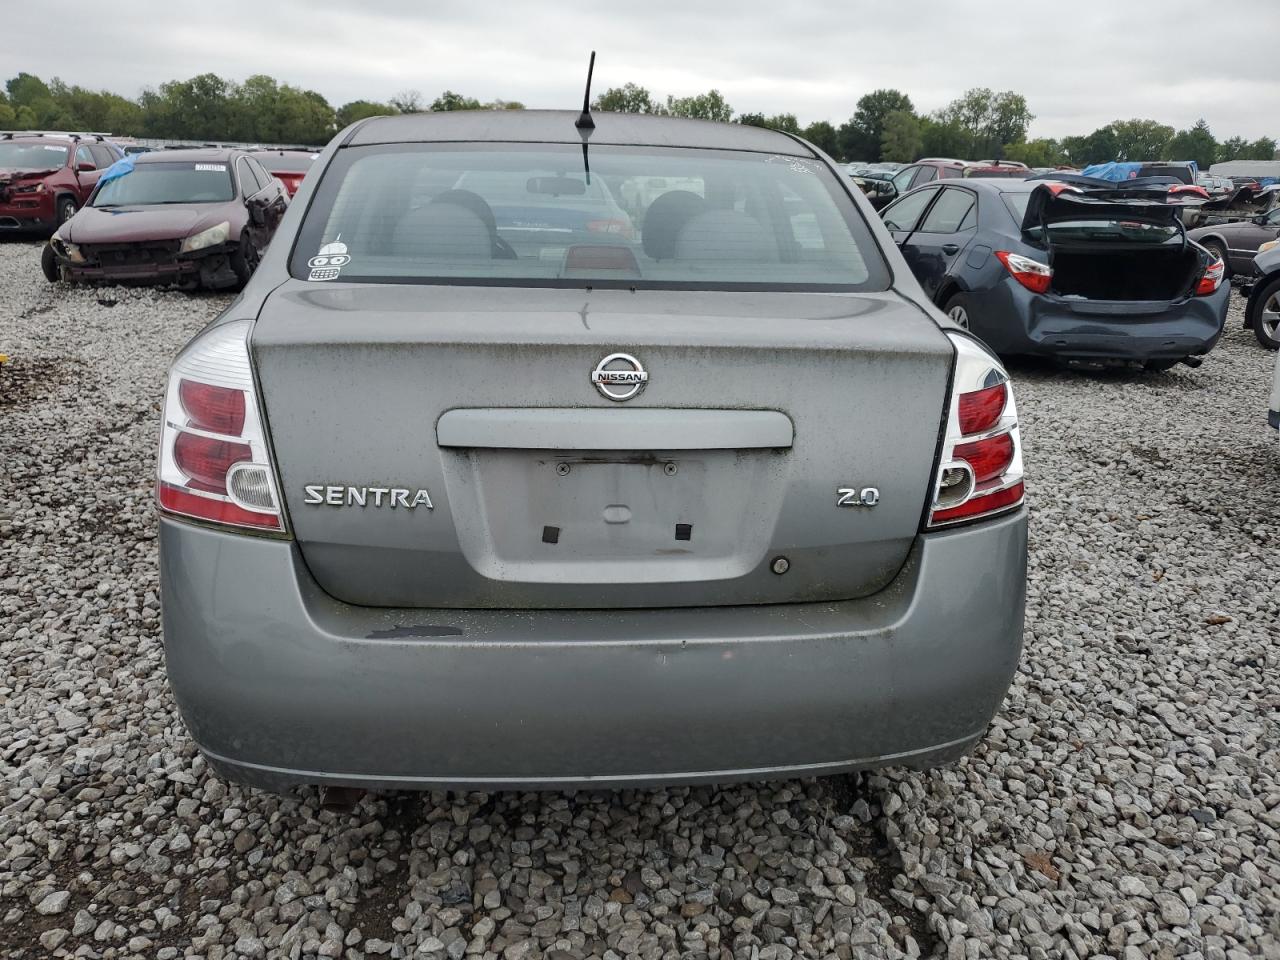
[345,109,813,157]
[137,148,241,164]
[3,135,76,145]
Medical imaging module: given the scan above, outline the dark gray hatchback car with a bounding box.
[157,111,1028,793]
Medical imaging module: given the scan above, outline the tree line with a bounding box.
[2,71,1274,169]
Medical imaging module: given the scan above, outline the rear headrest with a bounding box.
[431,189,498,234]
[642,190,706,260]
[673,210,776,262]
[393,201,492,260]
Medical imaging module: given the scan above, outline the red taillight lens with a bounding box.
[957,382,1007,435]
[954,433,1015,483]
[158,482,284,529]
[1195,257,1224,296]
[179,378,246,435]
[173,432,252,492]
[995,250,1052,295]
[929,334,1024,529]
[930,481,1025,524]
[158,321,284,533]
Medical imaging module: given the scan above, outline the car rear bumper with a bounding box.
[160,510,1027,791]
[975,279,1230,361]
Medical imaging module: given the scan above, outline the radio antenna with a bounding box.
[575,51,596,130]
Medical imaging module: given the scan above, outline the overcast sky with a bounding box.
[9,0,1279,141]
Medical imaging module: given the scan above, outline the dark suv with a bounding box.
[0,134,123,232]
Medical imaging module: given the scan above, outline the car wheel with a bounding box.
[943,293,972,330]
[56,196,78,225]
[231,232,260,287]
[1250,276,1280,350]
[1200,240,1231,281]
[40,243,60,283]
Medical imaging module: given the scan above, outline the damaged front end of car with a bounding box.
[46,230,241,290]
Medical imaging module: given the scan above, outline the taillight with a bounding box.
[928,333,1025,528]
[1195,256,1224,296]
[157,320,285,532]
[586,218,636,239]
[995,250,1052,295]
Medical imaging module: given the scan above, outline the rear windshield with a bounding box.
[1002,194,1180,243]
[0,142,68,169]
[92,161,236,206]
[290,143,889,291]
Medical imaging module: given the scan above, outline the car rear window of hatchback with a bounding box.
[290,143,890,291]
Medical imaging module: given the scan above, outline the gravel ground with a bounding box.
[1,235,1278,960]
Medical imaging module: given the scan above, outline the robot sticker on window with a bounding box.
[308,237,351,281]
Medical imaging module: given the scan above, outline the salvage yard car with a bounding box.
[252,149,318,197]
[1243,239,1280,349]
[42,148,287,289]
[0,133,122,232]
[882,178,1230,368]
[1188,206,1280,280]
[157,110,1028,792]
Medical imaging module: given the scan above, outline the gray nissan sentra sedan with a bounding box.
[157,110,1028,792]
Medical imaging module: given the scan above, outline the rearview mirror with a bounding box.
[77,161,96,173]
[527,176,586,197]
[248,200,267,226]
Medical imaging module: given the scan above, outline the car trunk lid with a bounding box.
[1020,183,1204,303]
[251,282,952,609]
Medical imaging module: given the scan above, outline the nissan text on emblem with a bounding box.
[591,353,649,401]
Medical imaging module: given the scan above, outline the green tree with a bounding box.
[1002,138,1063,167]
[1061,126,1120,165]
[337,100,397,127]
[389,90,425,113]
[1166,119,1217,168]
[486,99,525,110]
[879,110,922,163]
[141,73,238,140]
[802,120,839,157]
[6,73,60,126]
[919,117,970,160]
[737,112,767,127]
[933,88,1032,158]
[427,90,480,111]
[765,113,800,135]
[1219,136,1248,160]
[594,83,659,114]
[664,89,733,122]
[1107,119,1174,161]
[838,89,914,162]
[1248,136,1277,160]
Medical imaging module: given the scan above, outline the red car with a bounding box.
[252,149,318,197]
[43,148,288,290]
[0,134,123,232]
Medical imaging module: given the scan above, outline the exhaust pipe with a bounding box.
[318,785,365,813]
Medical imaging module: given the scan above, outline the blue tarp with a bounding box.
[96,153,136,188]
[1080,160,1200,182]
